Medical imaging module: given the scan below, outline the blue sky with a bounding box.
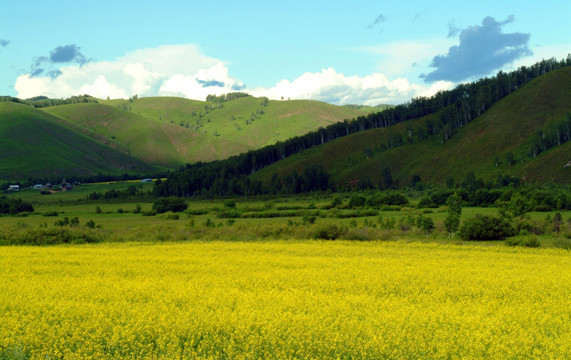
[1,0,569,105]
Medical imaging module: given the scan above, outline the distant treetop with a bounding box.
[206,92,252,103]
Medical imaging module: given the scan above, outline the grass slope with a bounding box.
[253,67,571,186]
[42,103,250,166]
[0,102,157,180]
[104,96,368,151]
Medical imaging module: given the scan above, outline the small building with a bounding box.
[59,183,73,191]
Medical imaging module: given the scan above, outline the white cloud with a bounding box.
[159,62,244,99]
[79,75,128,99]
[14,44,241,100]
[250,68,454,106]
[14,43,454,105]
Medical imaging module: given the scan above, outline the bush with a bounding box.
[223,199,236,208]
[348,194,366,208]
[152,198,188,213]
[505,235,541,248]
[302,215,316,224]
[42,211,59,217]
[0,197,34,215]
[458,214,516,240]
[217,209,241,219]
[9,227,103,245]
[315,223,347,240]
[344,227,375,241]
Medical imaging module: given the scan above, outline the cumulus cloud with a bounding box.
[15,44,244,100]
[422,15,532,82]
[15,43,452,105]
[250,68,454,106]
[0,39,9,47]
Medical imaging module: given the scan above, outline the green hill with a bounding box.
[0,102,158,181]
[252,67,571,186]
[0,96,370,181]
[101,96,370,150]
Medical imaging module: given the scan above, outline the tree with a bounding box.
[458,214,515,240]
[509,193,528,218]
[553,212,563,234]
[506,152,515,166]
[416,215,435,234]
[444,192,462,237]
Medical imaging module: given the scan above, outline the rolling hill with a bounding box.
[0,102,158,180]
[38,97,373,166]
[1,59,569,185]
[0,95,375,181]
[252,67,571,186]
[101,96,375,149]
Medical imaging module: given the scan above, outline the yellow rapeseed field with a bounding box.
[0,241,570,359]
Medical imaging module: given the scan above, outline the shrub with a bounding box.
[505,235,541,248]
[223,199,236,208]
[418,196,436,208]
[0,197,34,215]
[42,211,59,217]
[459,214,516,240]
[419,216,435,234]
[344,227,374,241]
[184,209,209,216]
[348,194,366,208]
[153,198,188,213]
[54,217,79,227]
[303,215,316,224]
[315,224,347,240]
[217,209,241,219]
[9,227,103,245]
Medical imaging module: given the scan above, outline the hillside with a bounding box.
[101,96,372,150]
[42,103,252,166]
[252,67,571,186]
[0,102,157,181]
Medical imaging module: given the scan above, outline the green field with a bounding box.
[3,183,570,248]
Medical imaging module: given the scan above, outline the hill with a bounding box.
[252,67,571,186]
[0,102,158,181]
[42,103,252,166]
[100,96,372,150]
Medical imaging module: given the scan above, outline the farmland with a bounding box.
[1,240,570,359]
[1,182,570,359]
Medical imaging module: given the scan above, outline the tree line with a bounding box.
[0,94,98,108]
